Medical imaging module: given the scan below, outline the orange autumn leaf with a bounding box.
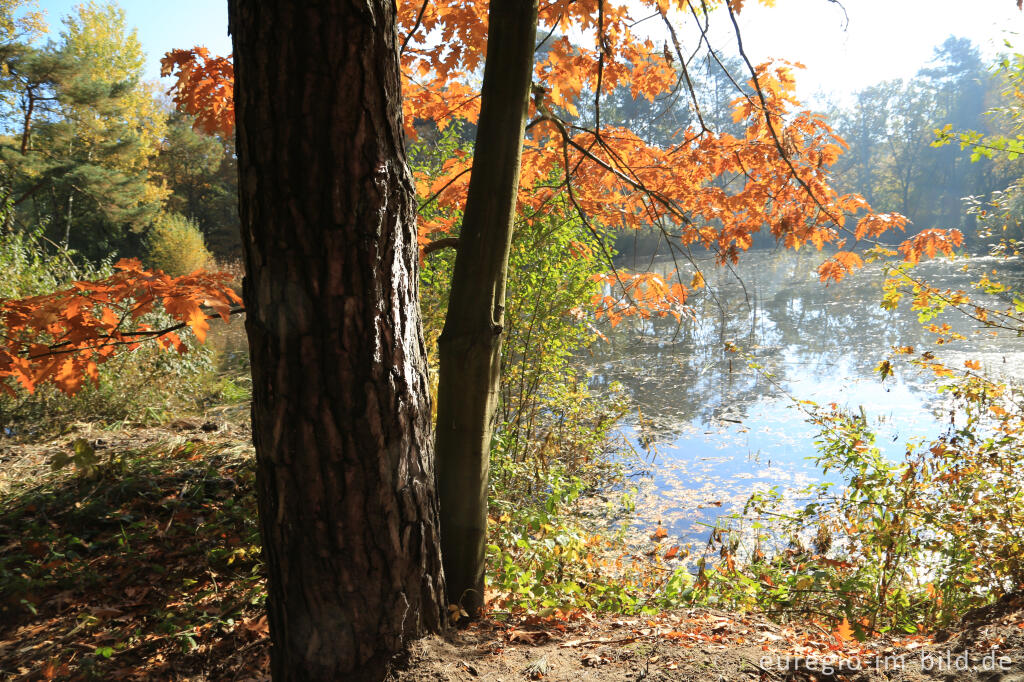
[54,357,83,395]
[833,617,854,644]
[0,260,241,396]
[898,228,964,265]
[160,47,234,137]
[99,307,120,329]
[163,296,209,344]
[817,251,864,284]
[854,212,908,240]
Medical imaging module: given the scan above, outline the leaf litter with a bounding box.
[2,421,1024,680]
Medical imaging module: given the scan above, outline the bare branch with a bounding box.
[421,237,459,256]
[400,0,431,55]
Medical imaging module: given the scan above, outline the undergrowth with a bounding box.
[696,363,1024,638]
[0,232,250,436]
[0,434,267,679]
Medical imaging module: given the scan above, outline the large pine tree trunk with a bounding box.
[228,2,445,679]
[435,0,539,614]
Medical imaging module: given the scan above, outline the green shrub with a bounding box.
[0,228,110,299]
[699,368,1024,636]
[0,225,229,437]
[414,126,648,615]
[497,208,610,464]
[0,329,219,438]
[146,213,213,276]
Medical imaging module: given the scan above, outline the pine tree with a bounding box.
[0,1,167,259]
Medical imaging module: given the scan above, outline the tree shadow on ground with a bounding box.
[0,432,269,680]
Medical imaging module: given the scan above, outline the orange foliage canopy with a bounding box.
[161,0,961,300]
[1,0,965,395]
[0,260,240,396]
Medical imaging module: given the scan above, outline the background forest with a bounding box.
[3,0,1024,679]
[2,6,1019,278]
[0,1,238,269]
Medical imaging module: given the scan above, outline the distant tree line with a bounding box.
[0,0,239,268]
[827,36,1024,247]
[609,36,1024,262]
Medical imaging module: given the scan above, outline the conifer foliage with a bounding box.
[0,1,167,258]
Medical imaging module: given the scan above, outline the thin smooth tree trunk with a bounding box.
[228,2,445,679]
[435,0,539,614]
[20,89,34,155]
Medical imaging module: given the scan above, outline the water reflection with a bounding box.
[586,250,1024,543]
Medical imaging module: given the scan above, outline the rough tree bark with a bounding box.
[228,2,445,679]
[435,0,539,614]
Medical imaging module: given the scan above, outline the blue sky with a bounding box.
[31,0,1024,103]
[35,0,231,83]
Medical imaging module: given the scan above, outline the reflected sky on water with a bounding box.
[584,249,1024,545]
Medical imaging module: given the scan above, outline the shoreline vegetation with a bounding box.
[2,374,1024,679]
[4,159,1024,676]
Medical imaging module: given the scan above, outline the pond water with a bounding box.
[584,249,1024,547]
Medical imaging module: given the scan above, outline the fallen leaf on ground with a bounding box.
[510,629,550,645]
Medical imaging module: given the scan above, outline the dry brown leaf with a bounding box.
[510,629,550,645]
[90,606,123,619]
[833,616,854,643]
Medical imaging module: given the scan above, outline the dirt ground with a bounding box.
[390,596,1024,682]
[3,423,1024,681]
